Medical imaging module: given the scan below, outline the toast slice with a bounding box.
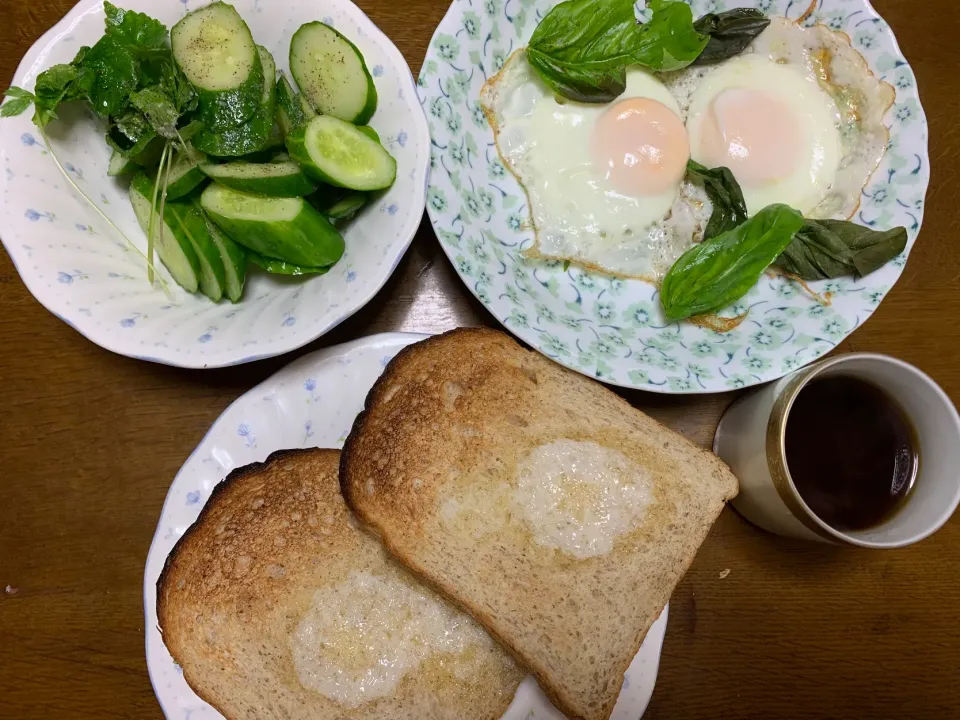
[157,448,523,720]
[341,328,738,720]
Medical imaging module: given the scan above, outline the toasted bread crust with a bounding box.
[341,328,738,720]
[158,447,522,720]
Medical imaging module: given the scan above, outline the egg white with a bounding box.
[481,19,894,282]
[685,55,842,215]
[482,51,703,280]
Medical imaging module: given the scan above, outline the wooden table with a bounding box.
[1,0,958,717]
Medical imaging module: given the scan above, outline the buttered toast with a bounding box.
[341,328,738,720]
[157,448,523,720]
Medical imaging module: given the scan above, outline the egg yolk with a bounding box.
[698,87,802,187]
[591,97,689,197]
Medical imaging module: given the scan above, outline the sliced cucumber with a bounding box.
[276,72,315,136]
[309,187,368,220]
[325,192,368,220]
[129,174,201,294]
[108,149,137,177]
[167,202,226,302]
[249,252,330,276]
[356,125,380,143]
[200,161,316,197]
[165,150,209,200]
[286,115,396,191]
[194,46,277,157]
[171,2,264,132]
[202,210,248,303]
[290,22,377,125]
[201,183,345,268]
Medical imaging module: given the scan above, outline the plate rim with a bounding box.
[141,329,668,719]
[420,0,930,394]
[0,0,430,369]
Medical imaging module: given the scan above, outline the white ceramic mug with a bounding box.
[713,353,960,547]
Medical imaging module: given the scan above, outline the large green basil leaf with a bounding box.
[693,9,770,66]
[527,0,706,103]
[776,219,908,280]
[661,203,804,321]
[633,0,709,72]
[686,159,748,241]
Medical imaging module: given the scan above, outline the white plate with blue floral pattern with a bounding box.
[143,331,668,720]
[0,0,429,368]
[419,0,928,393]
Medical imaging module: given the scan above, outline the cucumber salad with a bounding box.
[1,2,396,303]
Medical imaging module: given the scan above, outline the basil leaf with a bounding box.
[776,219,907,280]
[661,204,804,321]
[249,253,331,276]
[686,159,748,241]
[75,35,138,117]
[1,87,36,118]
[103,1,167,51]
[633,0,709,72]
[693,8,770,66]
[527,0,706,103]
[526,49,627,103]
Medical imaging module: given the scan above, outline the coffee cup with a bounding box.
[713,353,960,547]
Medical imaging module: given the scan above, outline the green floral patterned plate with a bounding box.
[419,0,928,393]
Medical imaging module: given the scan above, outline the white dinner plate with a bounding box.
[144,331,668,719]
[419,0,928,393]
[0,0,429,368]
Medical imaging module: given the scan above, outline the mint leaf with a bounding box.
[33,64,81,126]
[75,36,138,116]
[527,0,706,102]
[104,1,167,51]
[108,108,157,156]
[1,87,35,117]
[129,86,179,138]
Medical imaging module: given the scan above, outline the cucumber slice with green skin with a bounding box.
[165,150,210,200]
[168,202,226,302]
[129,174,201,294]
[171,2,264,132]
[249,252,330,276]
[201,183,345,268]
[309,186,368,219]
[290,22,377,125]
[356,125,380,143]
[193,46,277,157]
[324,192,367,220]
[276,73,315,136]
[201,210,248,303]
[108,149,137,177]
[286,115,396,191]
[200,161,317,197]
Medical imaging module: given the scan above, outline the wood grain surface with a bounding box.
[1,1,958,718]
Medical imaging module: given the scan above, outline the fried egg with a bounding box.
[481,17,894,281]
[482,53,707,279]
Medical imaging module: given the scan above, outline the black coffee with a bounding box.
[784,375,918,532]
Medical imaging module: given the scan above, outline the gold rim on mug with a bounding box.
[764,353,908,544]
